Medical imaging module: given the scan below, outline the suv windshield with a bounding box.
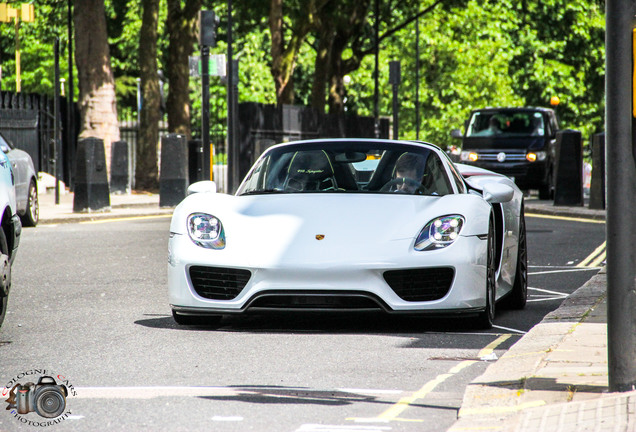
[466,111,544,138]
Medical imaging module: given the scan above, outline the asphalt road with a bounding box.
[0,213,605,431]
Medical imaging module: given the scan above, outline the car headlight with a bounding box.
[187,213,226,249]
[415,215,465,251]
[526,151,547,162]
[460,151,479,162]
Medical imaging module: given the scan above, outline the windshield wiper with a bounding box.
[239,189,285,196]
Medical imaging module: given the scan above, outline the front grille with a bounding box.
[189,266,251,300]
[383,268,454,302]
[476,150,527,162]
[246,291,384,311]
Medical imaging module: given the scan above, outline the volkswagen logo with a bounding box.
[497,152,507,162]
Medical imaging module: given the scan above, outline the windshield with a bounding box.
[237,142,454,196]
[466,111,545,137]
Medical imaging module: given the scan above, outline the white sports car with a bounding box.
[168,139,527,329]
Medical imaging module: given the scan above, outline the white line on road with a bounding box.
[297,425,392,431]
[492,325,526,335]
[529,268,600,276]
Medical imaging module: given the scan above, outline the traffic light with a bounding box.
[200,10,219,47]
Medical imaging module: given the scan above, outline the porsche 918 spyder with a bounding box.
[168,139,527,329]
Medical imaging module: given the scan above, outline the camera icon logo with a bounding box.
[5,376,68,418]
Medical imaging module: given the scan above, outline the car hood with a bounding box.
[462,136,546,151]
[172,192,490,267]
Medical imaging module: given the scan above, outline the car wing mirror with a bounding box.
[450,129,463,139]
[187,181,217,196]
[482,182,514,203]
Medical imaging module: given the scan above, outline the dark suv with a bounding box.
[451,107,559,199]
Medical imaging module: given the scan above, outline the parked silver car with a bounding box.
[0,132,39,227]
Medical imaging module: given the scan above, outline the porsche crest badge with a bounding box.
[315,234,325,241]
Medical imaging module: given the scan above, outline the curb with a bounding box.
[449,269,607,431]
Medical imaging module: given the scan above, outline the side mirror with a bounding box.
[482,182,514,203]
[450,129,463,139]
[187,181,217,196]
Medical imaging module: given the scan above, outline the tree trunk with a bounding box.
[269,0,326,106]
[136,0,161,191]
[74,0,119,173]
[165,0,202,138]
[310,31,333,113]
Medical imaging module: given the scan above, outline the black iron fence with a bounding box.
[0,91,77,185]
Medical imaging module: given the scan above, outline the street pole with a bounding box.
[415,16,420,141]
[54,38,61,205]
[605,0,636,392]
[227,0,240,193]
[201,43,210,182]
[373,0,380,138]
[67,0,75,189]
[389,61,400,140]
[200,10,218,182]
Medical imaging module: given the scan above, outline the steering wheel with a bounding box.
[380,177,426,194]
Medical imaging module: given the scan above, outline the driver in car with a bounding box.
[393,152,426,194]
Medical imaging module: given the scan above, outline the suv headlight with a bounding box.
[415,215,465,251]
[187,213,226,249]
[526,151,547,162]
[460,151,479,162]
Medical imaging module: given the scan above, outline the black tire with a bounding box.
[21,179,39,227]
[0,229,10,328]
[476,218,496,329]
[501,209,528,310]
[538,171,553,200]
[172,309,222,326]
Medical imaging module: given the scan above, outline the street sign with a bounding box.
[189,54,226,78]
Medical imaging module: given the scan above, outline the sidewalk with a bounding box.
[448,202,624,431]
[37,188,172,225]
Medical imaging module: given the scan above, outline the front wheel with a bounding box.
[501,209,528,309]
[0,229,11,328]
[476,219,496,329]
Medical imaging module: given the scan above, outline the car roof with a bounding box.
[264,138,445,154]
[469,107,555,115]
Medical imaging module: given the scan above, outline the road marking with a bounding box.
[348,335,511,424]
[337,389,402,396]
[527,286,569,303]
[297,425,391,431]
[75,386,247,398]
[492,325,526,335]
[577,241,606,268]
[212,416,243,422]
[80,214,172,224]
[525,212,605,224]
[529,267,600,275]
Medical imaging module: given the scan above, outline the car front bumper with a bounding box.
[168,233,489,316]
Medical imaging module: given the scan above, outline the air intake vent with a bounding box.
[383,268,454,302]
[189,266,251,300]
